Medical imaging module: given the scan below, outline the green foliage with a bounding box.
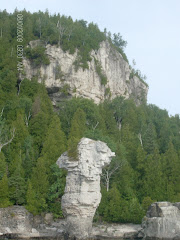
[26,180,47,215]
[55,65,64,80]
[142,196,154,213]
[129,67,148,87]
[60,84,70,96]
[112,33,127,50]
[105,87,111,98]
[24,46,50,66]
[47,164,66,218]
[40,115,67,177]
[9,164,26,205]
[94,58,107,85]
[0,174,11,207]
[68,108,86,160]
[0,152,7,180]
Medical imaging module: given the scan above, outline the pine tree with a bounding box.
[31,158,49,200]
[163,141,180,201]
[121,124,138,167]
[47,164,66,217]
[9,163,26,205]
[0,173,11,207]
[143,122,157,154]
[68,108,86,160]
[136,146,147,200]
[0,152,6,179]
[142,149,164,201]
[41,115,67,171]
[26,180,37,214]
[127,197,144,224]
[26,180,46,215]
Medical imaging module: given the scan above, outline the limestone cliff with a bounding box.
[56,138,115,239]
[23,40,148,106]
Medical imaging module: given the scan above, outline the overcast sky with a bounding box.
[1,0,180,116]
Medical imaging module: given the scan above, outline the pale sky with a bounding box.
[1,0,180,116]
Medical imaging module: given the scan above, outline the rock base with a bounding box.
[142,202,180,239]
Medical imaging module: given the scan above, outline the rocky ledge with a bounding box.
[1,202,180,239]
[0,205,142,240]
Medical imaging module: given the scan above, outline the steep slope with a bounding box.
[23,40,148,106]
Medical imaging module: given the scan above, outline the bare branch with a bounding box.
[92,121,99,131]
[25,111,32,127]
[17,73,24,96]
[0,128,15,152]
[138,133,143,148]
[0,108,4,118]
[57,21,67,46]
[101,160,123,191]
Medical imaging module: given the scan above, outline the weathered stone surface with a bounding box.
[0,205,33,235]
[0,206,143,239]
[23,40,148,106]
[142,202,180,239]
[92,223,142,239]
[0,206,65,239]
[56,138,115,239]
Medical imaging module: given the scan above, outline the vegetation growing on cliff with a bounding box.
[24,46,50,66]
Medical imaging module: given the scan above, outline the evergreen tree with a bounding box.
[31,158,49,199]
[0,152,7,179]
[26,180,44,215]
[9,163,26,205]
[163,141,180,201]
[40,115,67,172]
[143,122,157,154]
[142,149,164,201]
[47,164,66,217]
[0,173,11,207]
[68,108,86,159]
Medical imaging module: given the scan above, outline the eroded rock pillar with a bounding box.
[56,138,115,239]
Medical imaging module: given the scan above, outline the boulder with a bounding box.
[142,202,180,239]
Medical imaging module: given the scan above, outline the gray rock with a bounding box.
[0,205,33,235]
[142,202,180,239]
[91,223,142,239]
[23,40,148,106]
[0,206,65,239]
[56,138,115,239]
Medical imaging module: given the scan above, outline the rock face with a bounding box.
[142,202,180,239]
[56,138,115,239]
[23,40,148,106]
[0,206,66,239]
[0,206,33,237]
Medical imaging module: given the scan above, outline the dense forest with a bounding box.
[0,10,180,224]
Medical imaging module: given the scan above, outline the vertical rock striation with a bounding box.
[23,40,148,106]
[56,138,115,239]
